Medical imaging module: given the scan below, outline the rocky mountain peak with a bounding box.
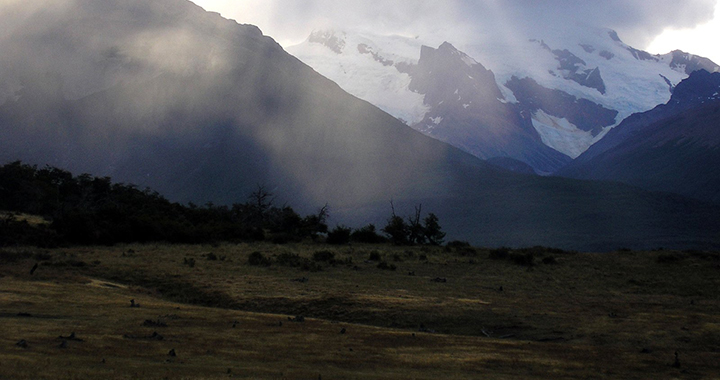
[307,30,346,54]
[670,70,720,105]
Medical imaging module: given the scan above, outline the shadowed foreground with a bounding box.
[1,243,718,379]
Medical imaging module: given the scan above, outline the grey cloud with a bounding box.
[226,0,717,49]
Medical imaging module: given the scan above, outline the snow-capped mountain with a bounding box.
[288,26,719,172]
[558,70,720,203]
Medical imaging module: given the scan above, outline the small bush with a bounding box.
[489,248,510,260]
[327,225,352,245]
[368,250,382,261]
[183,257,196,268]
[313,250,335,262]
[392,254,402,262]
[205,252,218,261]
[248,251,271,266]
[351,224,385,244]
[377,261,397,271]
[542,256,558,265]
[275,252,304,267]
[509,252,535,267]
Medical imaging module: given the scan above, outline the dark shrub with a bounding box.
[377,261,396,271]
[313,250,335,262]
[275,252,304,267]
[183,257,196,268]
[205,252,218,261]
[248,251,271,266]
[351,224,385,244]
[270,232,296,245]
[368,250,382,261]
[542,256,558,265]
[509,252,535,267]
[326,225,351,245]
[489,248,510,260]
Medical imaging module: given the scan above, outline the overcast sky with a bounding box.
[191,0,720,64]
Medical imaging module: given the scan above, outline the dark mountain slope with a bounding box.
[559,71,720,203]
[1,0,719,250]
[408,43,572,174]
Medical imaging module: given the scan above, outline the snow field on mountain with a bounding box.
[288,26,706,159]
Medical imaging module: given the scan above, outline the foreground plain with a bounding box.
[1,243,719,379]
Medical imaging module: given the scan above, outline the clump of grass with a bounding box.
[275,252,322,272]
[368,251,382,261]
[183,257,196,268]
[247,251,271,266]
[0,248,37,263]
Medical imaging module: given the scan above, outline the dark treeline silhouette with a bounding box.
[0,161,328,246]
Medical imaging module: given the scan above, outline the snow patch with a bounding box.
[287,32,429,124]
[531,109,595,158]
[431,116,443,125]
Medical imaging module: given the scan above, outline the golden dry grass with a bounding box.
[1,211,51,227]
[1,243,719,379]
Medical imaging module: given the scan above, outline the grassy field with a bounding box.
[1,242,719,379]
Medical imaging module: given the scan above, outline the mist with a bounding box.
[192,0,717,52]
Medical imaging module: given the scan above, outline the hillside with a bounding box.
[559,70,720,203]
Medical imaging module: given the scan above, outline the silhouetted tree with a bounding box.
[423,213,445,245]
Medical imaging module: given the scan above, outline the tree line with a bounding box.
[0,161,444,247]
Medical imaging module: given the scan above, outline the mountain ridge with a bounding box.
[288,27,719,170]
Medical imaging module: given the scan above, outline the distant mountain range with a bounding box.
[1,0,719,250]
[559,70,720,203]
[288,28,719,173]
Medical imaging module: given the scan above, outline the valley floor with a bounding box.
[1,243,719,379]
